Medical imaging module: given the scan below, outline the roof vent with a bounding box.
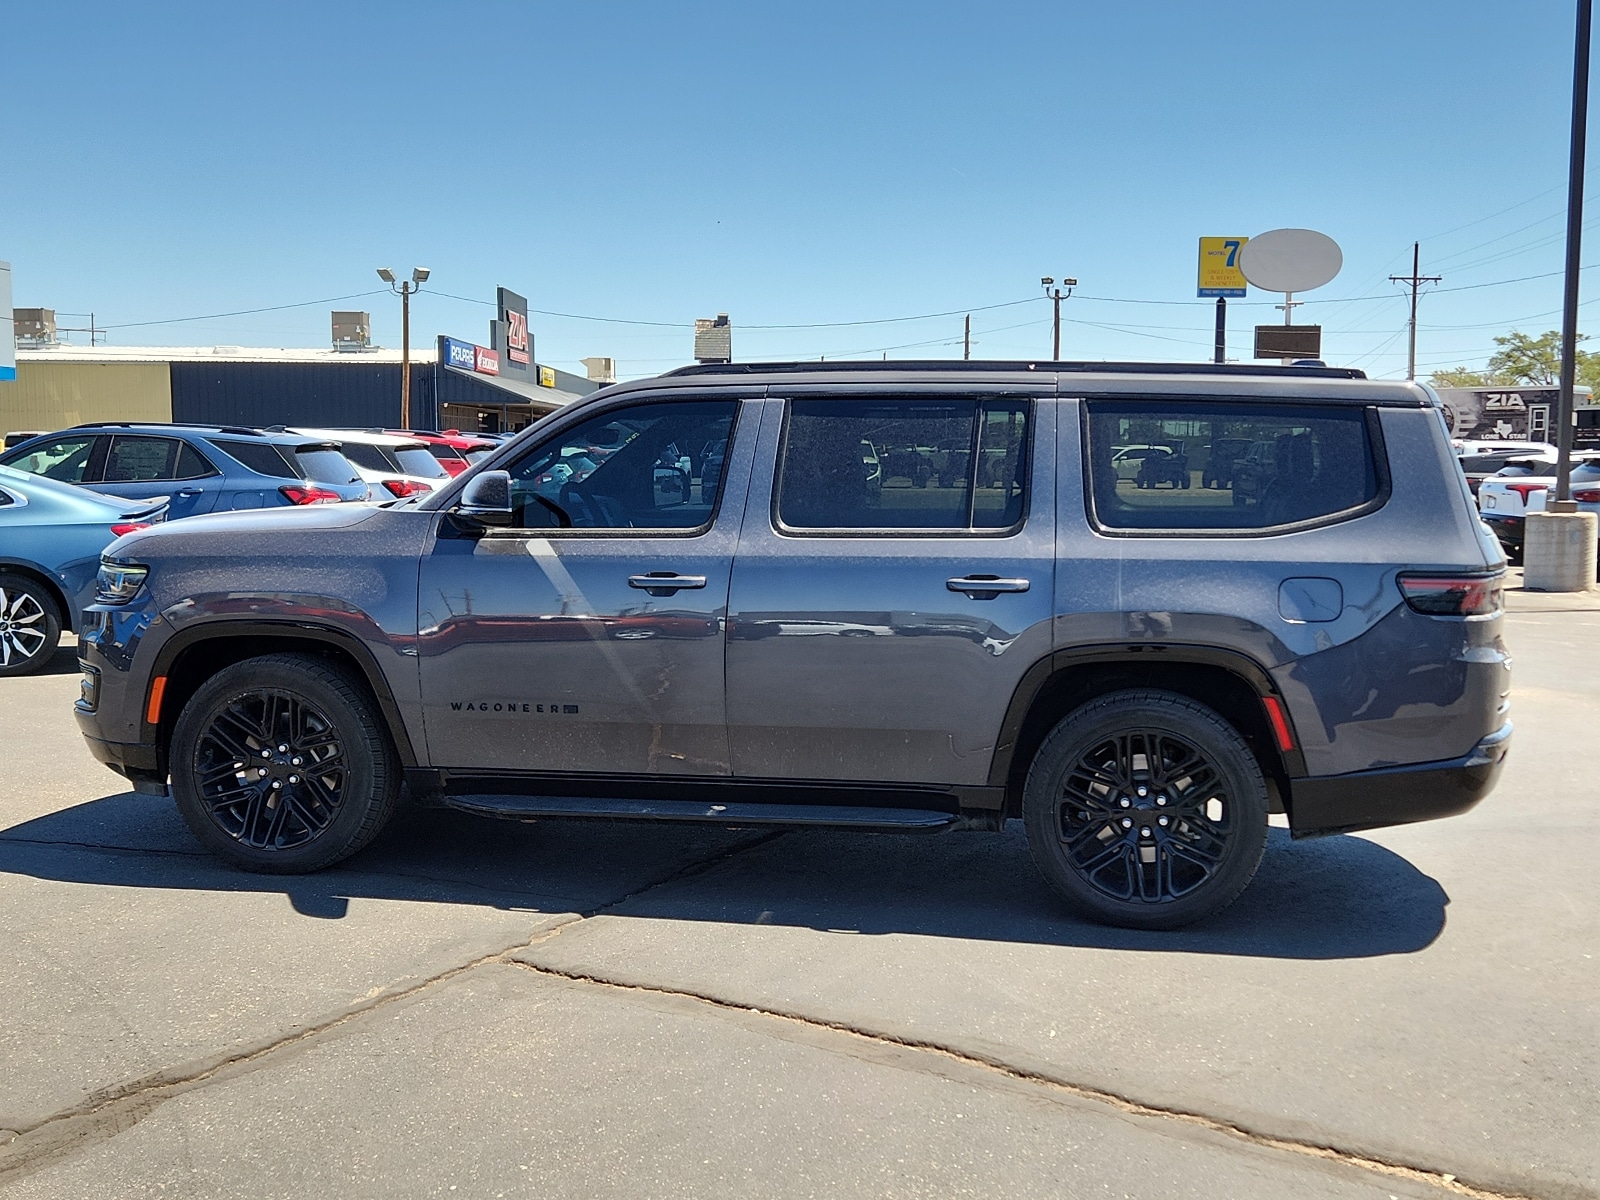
[13,308,57,348]
[694,314,731,364]
[332,310,372,351]
[581,356,617,383]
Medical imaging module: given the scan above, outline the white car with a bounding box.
[1477,452,1600,562]
[285,428,450,498]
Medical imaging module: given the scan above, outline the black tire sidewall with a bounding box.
[0,573,63,677]
[170,655,396,873]
[1023,689,1269,930]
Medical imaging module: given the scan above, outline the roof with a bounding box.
[17,344,441,365]
[440,361,588,408]
[285,427,429,448]
[589,359,1431,408]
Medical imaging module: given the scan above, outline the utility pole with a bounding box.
[964,314,971,360]
[1556,0,1592,507]
[1389,243,1441,380]
[1041,276,1077,359]
[377,267,430,428]
[1214,298,1226,364]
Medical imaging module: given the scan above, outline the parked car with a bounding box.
[1202,437,1252,489]
[1477,453,1600,561]
[0,464,168,675]
[284,428,447,498]
[1110,444,1174,481]
[1134,446,1190,489]
[0,424,370,517]
[389,430,500,477]
[1457,443,1556,497]
[78,361,1509,930]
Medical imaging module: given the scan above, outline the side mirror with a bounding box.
[456,470,514,525]
[653,465,689,507]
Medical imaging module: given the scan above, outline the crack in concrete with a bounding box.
[0,827,784,1185]
[0,835,212,858]
[505,958,1555,1200]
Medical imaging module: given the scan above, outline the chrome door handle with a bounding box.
[628,572,708,596]
[947,575,1030,596]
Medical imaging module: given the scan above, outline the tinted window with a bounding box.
[338,443,391,472]
[1086,402,1380,531]
[7,436,96,483]
[777,398,1029,531]
[176,443,216,480]
[103,436,180,482]
[393,446,449,478]
[213,440,297,478]
[505,401,737,531]
[293,447,363,484]
[426,444,464,462]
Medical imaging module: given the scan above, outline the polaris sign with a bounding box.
[443,337,477,371]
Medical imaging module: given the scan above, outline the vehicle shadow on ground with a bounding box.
[0,791,1449,960]
[25,644,82,677]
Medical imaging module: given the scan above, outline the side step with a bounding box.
[440,793,960,833]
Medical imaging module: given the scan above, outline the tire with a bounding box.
[0,573,63,677]
[1023,689,1268,929]
[170,653,400,873]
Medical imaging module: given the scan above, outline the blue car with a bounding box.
[0,424,370,519]
[0,464,169,676]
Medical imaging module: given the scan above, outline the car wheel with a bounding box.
[170,653,400,873]
[0,573,63,677]
[1023,689,1269,929]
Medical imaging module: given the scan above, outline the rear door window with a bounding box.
[103,436,182,482]
[776,398,1029,532]
[1085,401,1382,532]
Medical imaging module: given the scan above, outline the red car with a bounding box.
[386,429,498,477]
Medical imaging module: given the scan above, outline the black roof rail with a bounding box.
[661,360,1370,380]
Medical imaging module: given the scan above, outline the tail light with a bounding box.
[1505,481,1549,504]
[279,484,343,505]
[381,478,433,497]
[110,521,150,537]
[1573,488,1600,503]
[1398,573,1504,617]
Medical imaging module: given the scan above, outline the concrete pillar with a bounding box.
[1524,509,1599,592]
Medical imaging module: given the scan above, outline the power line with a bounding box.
[100,290,389,331]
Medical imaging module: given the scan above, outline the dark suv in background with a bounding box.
[74,362,1510,928]
[0,424,371,518]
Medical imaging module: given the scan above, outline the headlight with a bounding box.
[96,560,149,605]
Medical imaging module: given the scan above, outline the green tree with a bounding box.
[1428,366,1491,388]
[1430,329,1600,392]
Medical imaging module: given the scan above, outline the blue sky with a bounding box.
[1,1,1593,380]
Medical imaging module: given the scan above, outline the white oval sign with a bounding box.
[1239,228,1342,294]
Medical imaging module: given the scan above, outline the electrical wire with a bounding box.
[99,290,389,331]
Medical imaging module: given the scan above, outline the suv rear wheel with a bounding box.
[1023,689,1268,929]
[170,653,400,872]
[0,573,62,677]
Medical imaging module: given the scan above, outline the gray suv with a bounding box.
[74,362,1512,928]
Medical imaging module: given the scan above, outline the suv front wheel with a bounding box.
[170,653,400,872]
[1023,689,1268,929]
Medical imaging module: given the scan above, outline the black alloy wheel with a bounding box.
[0,573,62,677]
[171,654,399,872]
[1024,690,1268,929]
[194,688,347,851]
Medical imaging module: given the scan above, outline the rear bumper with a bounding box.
[1480,513,1525,553]
[1288,721,1511,838]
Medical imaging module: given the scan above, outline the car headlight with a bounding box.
[96,560,149,605]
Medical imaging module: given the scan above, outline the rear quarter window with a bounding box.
[211,440,297,479]
[1085,401,1383,533]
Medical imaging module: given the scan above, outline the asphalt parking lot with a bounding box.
[1,589,1596,1199]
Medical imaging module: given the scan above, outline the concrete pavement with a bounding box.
[0,612,1594,1198]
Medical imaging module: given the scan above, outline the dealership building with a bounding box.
[1,286,605,438]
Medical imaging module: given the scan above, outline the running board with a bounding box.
[440,793,960,832]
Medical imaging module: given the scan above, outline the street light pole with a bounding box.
[377,266,431,429]
[1041,276,1077,359]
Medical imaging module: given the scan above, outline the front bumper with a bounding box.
[76,721,167,794]
[1287,721,1512,838]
